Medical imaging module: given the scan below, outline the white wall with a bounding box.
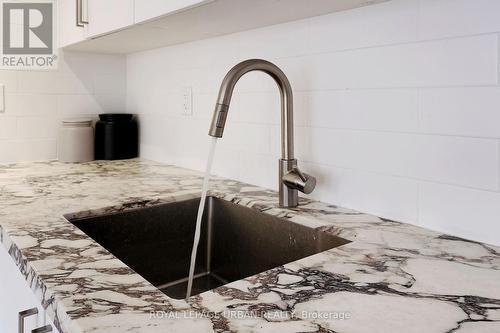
[0,51,126,163]
[128,0,500,246]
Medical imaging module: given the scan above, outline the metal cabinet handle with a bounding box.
[32,325,53,333]
[19,308,39,333]
[76,0,89,27]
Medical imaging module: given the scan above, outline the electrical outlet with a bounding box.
[0,85,4,113]
[182,86,192,116]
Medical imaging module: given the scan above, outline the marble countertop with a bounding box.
[0,159,499,333]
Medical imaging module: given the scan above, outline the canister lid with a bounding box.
[98,113,134,122]
[61,118,93,127]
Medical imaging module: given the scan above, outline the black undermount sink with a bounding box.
[68,197,350,299]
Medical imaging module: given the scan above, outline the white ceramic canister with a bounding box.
[58,119,94,163]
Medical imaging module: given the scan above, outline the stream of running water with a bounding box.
[185,137,218,299]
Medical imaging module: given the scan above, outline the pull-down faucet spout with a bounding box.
[208,59,316,208]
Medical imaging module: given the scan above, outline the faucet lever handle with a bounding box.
[282,167,316,194]
[293,166,308,183]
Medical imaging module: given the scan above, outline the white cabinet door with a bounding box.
[134,0,210,24]
[57,0,86,48]
[0,245,55,333]
[86,0,134,38]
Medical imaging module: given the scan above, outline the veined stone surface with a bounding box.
[0,159,499,332]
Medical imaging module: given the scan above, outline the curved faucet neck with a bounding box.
[208,59,295,160]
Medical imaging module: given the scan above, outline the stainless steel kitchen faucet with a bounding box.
[208,59,316,208]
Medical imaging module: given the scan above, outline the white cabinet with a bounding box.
[62,0,388,53]
[134,0,209,24]
[58,0,86,48]
[0,245,58,333]
[58,0,209,46]
[85,0,203,37]
[58,0,134,45]
[86,0,134,38]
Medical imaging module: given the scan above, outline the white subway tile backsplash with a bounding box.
[0,50,126,164]
[218,122,271,155]
[420,87,500,138]
[307,89,418,132]
[182,66,233,94]
[7,94,57,117]
[0,140,17,163]
[292,92,310,126]
[94,94,127,113]
[186,34,241,69]
[419,0,500,40]
[304,162,419,224]
[273,57,311,92]
[17,71,59,94]
[0,71,18,92]
[0,139,56,163]
[61,52,125,75]
[306,35,498,89]
[57,73,95,95]
[309,0,418,53]
[0,117,17,140]
[16,51,125,95]
[126,82,172,115]
[307,129,419,177]
[140,143,170,164]
[233,92,281,124]
[17,117,58,140]
[419,181,500,245]
[417,135,498,190]
[127,0,500,245]
[18,71,91,95]
[211,148,242,181]
[16,139,57,161]
[170,117,216,167]
[137,113,170,147]
[57,95,101,118]
[94,74,126,95]
[238,153,278,190]
[193,93,218,120]
[239,19,309,59]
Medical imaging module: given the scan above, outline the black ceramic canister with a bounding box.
[94,113,138,160]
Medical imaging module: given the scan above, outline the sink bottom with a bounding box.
[69,197,350,299]
[157,272,228,300]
